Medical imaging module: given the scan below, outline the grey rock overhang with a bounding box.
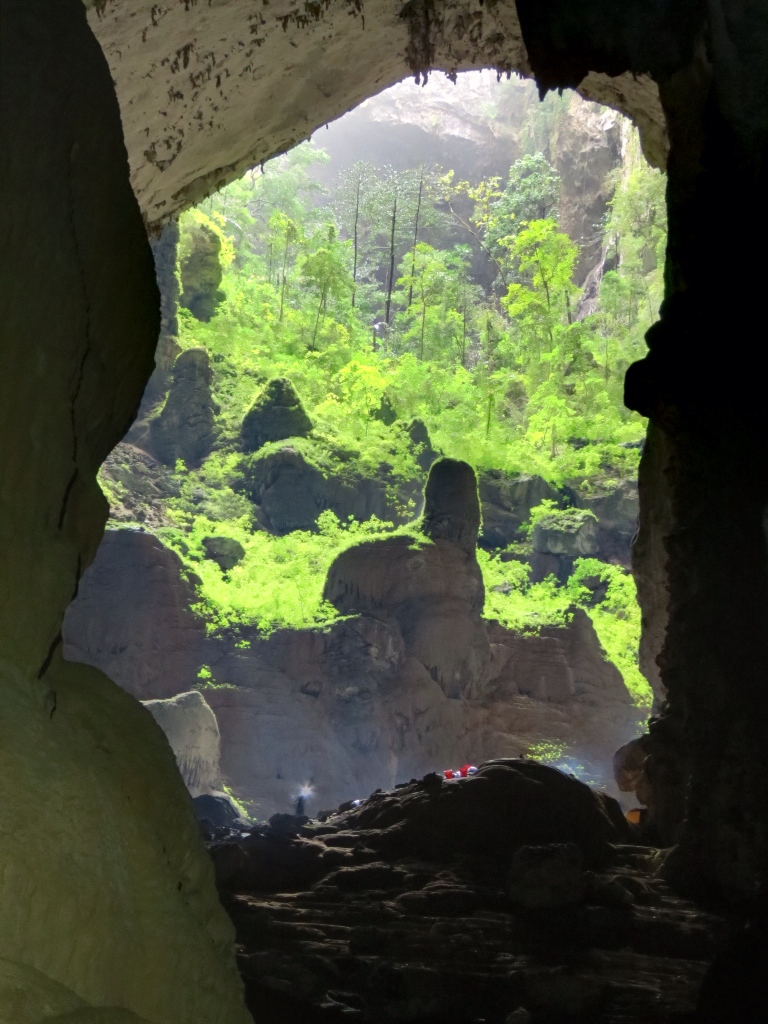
[86,0,668,228]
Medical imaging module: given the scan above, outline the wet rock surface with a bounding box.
[208,763,724,1024]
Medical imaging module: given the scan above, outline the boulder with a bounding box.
[143,690,223,797]
[240,377,312,453]
[149,347,216,468]
[421,457,481,554]
[193,792,244,829]
[533,507,600,557]
[333,760,631,868]
[202,535,245,572]
[241,444,421,534]
[62,529,205,700]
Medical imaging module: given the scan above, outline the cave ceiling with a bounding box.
[86,0,668,227]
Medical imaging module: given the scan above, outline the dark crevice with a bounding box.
[37,632,62,681]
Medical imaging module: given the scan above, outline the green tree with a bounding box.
[492,153,561,227]
[299,224,353,350]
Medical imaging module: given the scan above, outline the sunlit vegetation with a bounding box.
[109,117,665,709]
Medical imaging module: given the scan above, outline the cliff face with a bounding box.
[63,463,643,818]
[315,72,624,283]
[86,1,667,229]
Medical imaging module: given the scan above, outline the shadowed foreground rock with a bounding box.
[210,762,725,1024]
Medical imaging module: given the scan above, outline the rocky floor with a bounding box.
[207,761,726,1024]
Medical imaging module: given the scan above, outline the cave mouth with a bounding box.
[7,1,768,1019]
[62,71,658,825]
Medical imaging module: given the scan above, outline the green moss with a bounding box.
[523,499,597,538]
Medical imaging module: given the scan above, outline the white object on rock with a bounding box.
[143,690,222,797]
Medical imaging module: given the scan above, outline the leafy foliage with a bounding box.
[107,122,667,709]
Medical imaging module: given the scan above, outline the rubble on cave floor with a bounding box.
[207,760,724,1023]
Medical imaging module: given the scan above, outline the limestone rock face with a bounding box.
[66,468,642,819]
[421,457,481,554]
[0,657,249,1024]
[98,443,179,529]
[87,2,667,229]
[578,478,639,567]
[241,445,421,534]
[144,690,222,797]
[143,221,182,405]
[63,529,205,700]
[150,347,216,468]
[325,534,489,700]
[552,95,623,281]
[241,377,313,453]
[479,471,559,549]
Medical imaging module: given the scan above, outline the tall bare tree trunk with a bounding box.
[407,173,424,310]
[385,196,397,325]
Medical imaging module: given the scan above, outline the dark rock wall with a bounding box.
[143,220,182,405]
[516,0,768,898]
[0,0,249,1014]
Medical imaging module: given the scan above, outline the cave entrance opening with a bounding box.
[62,71,659,826]
[7,2,768,1016]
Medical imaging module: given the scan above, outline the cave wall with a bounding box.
[4,6,767,1015]
[514,0,768,897]
[0,0,249,1018]
[86,0,667,228]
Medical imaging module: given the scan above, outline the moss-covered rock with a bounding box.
[179,217,225,322]
[533,507,599,557]
[240,442,421,535]
[240,377,313,453]
[202,535,246,571]
[150,348,216,468]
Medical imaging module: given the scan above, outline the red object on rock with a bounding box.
[443,764,478,779]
